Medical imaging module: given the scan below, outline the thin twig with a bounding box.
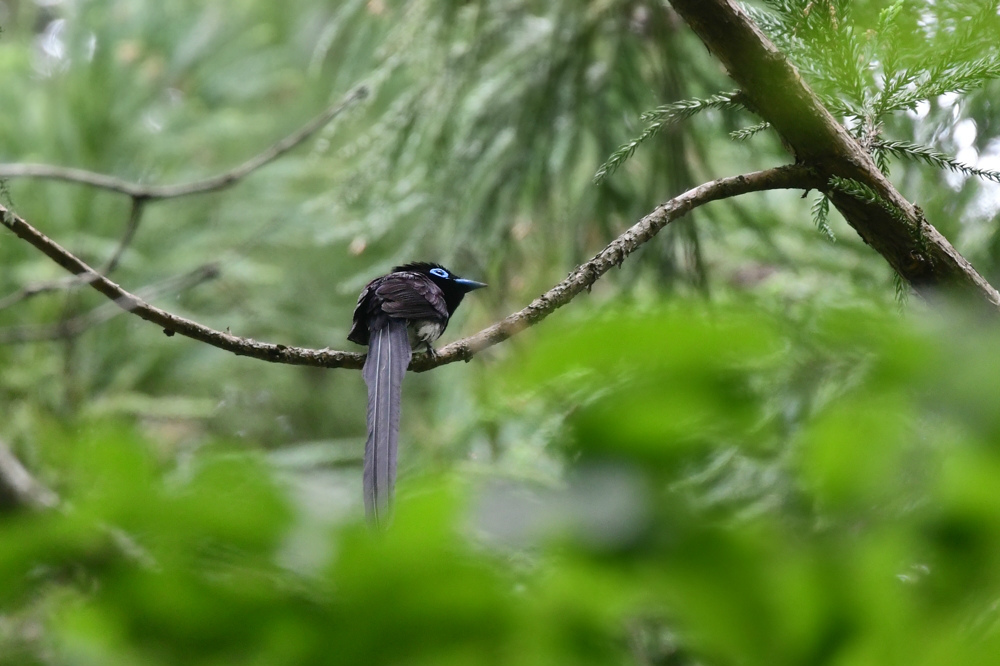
[0,274,84,311]
[0,86,368,200]
[0,165,820,370]
[410,164,821,370]
[0,441,59,511]
[0,86,368,311]
[103,196,147,275]
[0,198,142,312]
[0,263,220,344]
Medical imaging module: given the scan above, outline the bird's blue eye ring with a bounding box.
[429,268,449,279]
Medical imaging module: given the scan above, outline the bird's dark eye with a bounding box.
[429,268,449,279]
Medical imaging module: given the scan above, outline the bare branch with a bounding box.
[0,202,365,367]
[1,166,819,370]
[0,86,367,311]
[0,263,221,344]
[0,441,59,511]
[0,198,150,313]
[103,197,147,275]
[412,164,821,371]
[0,274,83,311]
[0,86,368,200]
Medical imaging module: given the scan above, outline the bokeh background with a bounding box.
[2,1,1000,664]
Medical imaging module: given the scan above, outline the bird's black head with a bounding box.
[393,262,487,314]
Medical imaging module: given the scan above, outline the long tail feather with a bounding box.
[362,318,411,528]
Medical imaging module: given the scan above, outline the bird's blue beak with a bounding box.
[454,278,487,291]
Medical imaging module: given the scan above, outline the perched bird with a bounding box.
[348,262,487,527]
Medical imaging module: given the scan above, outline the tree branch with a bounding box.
[0,274,81,311]
[0,86,368,200]
[102,196,147,275]
[1,166,819,370]
[668,0,1000,309]
[0,198,152,313]
[0,203,363,366]
[0,441,59,511]
[0,263,220,344]
[0,87,367,311]
[412,164,820,370]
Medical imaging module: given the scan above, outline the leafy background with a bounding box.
[2,0,1000,664]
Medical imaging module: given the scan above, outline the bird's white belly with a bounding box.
[409,319,444,346]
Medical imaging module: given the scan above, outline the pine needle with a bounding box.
[594,92,744,183]
[730,121,771,142]
[876,139,1000,184]
[811,194,835,242]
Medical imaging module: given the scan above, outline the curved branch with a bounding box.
[0,87,367,311]
[0,203,364,367]
[667,0,1000,308]
[0,86,368,200]
[412,164,820,371]
[0,198,149,312]
[0,165,819,370]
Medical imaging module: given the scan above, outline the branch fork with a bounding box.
[2,166,820,371]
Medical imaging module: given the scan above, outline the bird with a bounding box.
[348,262,487,527]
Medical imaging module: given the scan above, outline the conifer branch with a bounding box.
[594,92,743,182]
[639,92,745,124]
[827,176,910,227]
[876,140,1000,184]
[669,0,1000,307]
[887,56,1000,112]
[730,121,771,142]
[810,194,834,242]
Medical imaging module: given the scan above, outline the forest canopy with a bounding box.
[1,1,1000,664]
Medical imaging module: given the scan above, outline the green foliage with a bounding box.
[319,0,726,278]
[491,299,1000,665]
[810,194,835,242]
[828,175,911,228]
[751,0,1000,117]
[593,92,743,183]
[2,3,1000,663]
[745,0,1000,186]
[5,302,1000,665]
[729,120,771,142]
[597,1,1000,196]
[876,139,1000,184]
[892,271,910,307]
